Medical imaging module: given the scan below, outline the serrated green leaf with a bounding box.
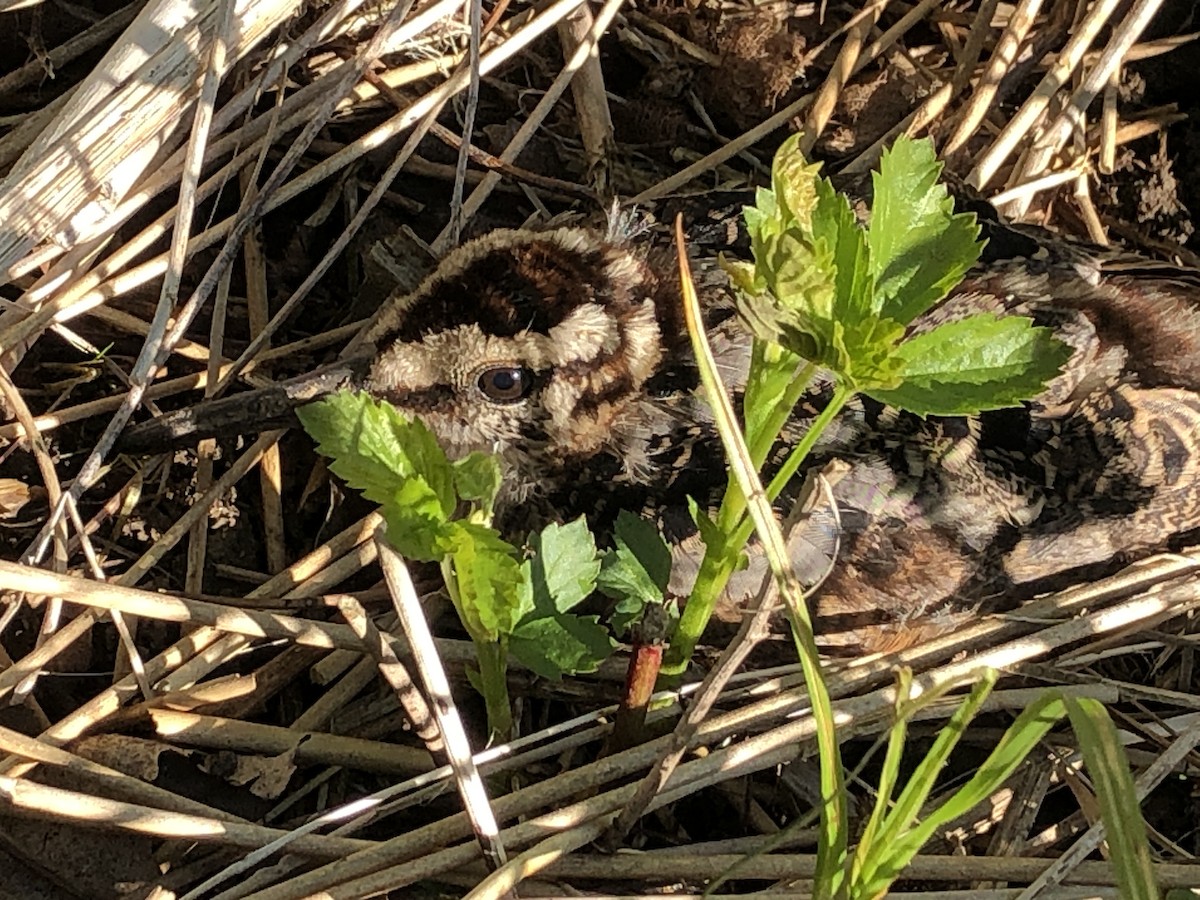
[866,314,1070,415]
[762,227,838,323]
[597,511,672,608]
[719,254,763,296]
[298,392,455,517]
[770,133,824,229]
[380,479,452,561]
[526,517,601,615]
[812,176,873,329]
[443,521,523,642]
[840,315,907,390]
[452,452,502,510]
[510,614,615,679]
[868,135,984,324]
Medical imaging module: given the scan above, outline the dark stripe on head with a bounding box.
[377,383,456,412]
[572,372,635,418]
[383,238,626,344]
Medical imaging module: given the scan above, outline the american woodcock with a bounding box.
[123,202,1200,654]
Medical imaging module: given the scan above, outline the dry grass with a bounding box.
[0,0,1199,896]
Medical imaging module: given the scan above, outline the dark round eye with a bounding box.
[476,366,533,403]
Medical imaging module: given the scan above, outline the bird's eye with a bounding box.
[476,366,533,403]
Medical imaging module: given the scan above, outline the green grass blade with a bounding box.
[1065,696,1159,900]
[849,668,914,886]
[675,217,848,896]
[858,690,1066,893]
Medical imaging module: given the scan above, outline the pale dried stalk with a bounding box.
[446,0,484,244]
[0,551,485,685]
[133,708,431,774]
[0,721,251,822]
[0,774,375,858]
[899,0,1000,143]
[988,159,1089,207]
[500,853,1200,887]
[968,0,1124,190]
[158,517,384,695]
[558,2,615,192]
[427,0,619,252]
[332,594,441,753]
[158,0,238,657]
[1099,65,1120,174]
[0,88,77,172]
[238,160,287,575]
[0,0,308,275]
[378,538,508,874]
[61,495,154,699]
[0,626,226,775]
[0,368,67,571]
[464,815,614,900]
[1012,0,1165,211]
[118,432,284,586]
[0,323,359,440]
[4,48,449,284]
[799,0,890,155]
[944,0,1044,157]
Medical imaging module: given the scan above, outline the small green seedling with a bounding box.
[663,133,1072,677]
[299,392,614,739]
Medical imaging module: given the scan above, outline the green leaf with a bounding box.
[770,133,824,229]
[510,519,613,678]
[597,511,672,604]
[812,176,873,330]
[526,517,601,614]
[718,254,763,297]
[443,521,524,642]
[510,614,615,679]
[298,392,455,517]
[1065,697,1159,900]
[865,314,1071,415]
[380,479,452,561]
[868,672,997,864]
[452,452,503,509]
[867,135,984,324]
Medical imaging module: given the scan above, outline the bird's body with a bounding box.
[357,212,1200,653]
[125,207,1200,654]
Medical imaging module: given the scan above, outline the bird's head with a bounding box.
[361,227,677,496]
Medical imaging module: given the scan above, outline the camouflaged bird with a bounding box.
[123,204,1200,655]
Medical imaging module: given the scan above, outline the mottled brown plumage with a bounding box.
[123,211,1200,654]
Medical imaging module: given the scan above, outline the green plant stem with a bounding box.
[442,558,513,740]
[661,380,852,677]
[474,638,514,741]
